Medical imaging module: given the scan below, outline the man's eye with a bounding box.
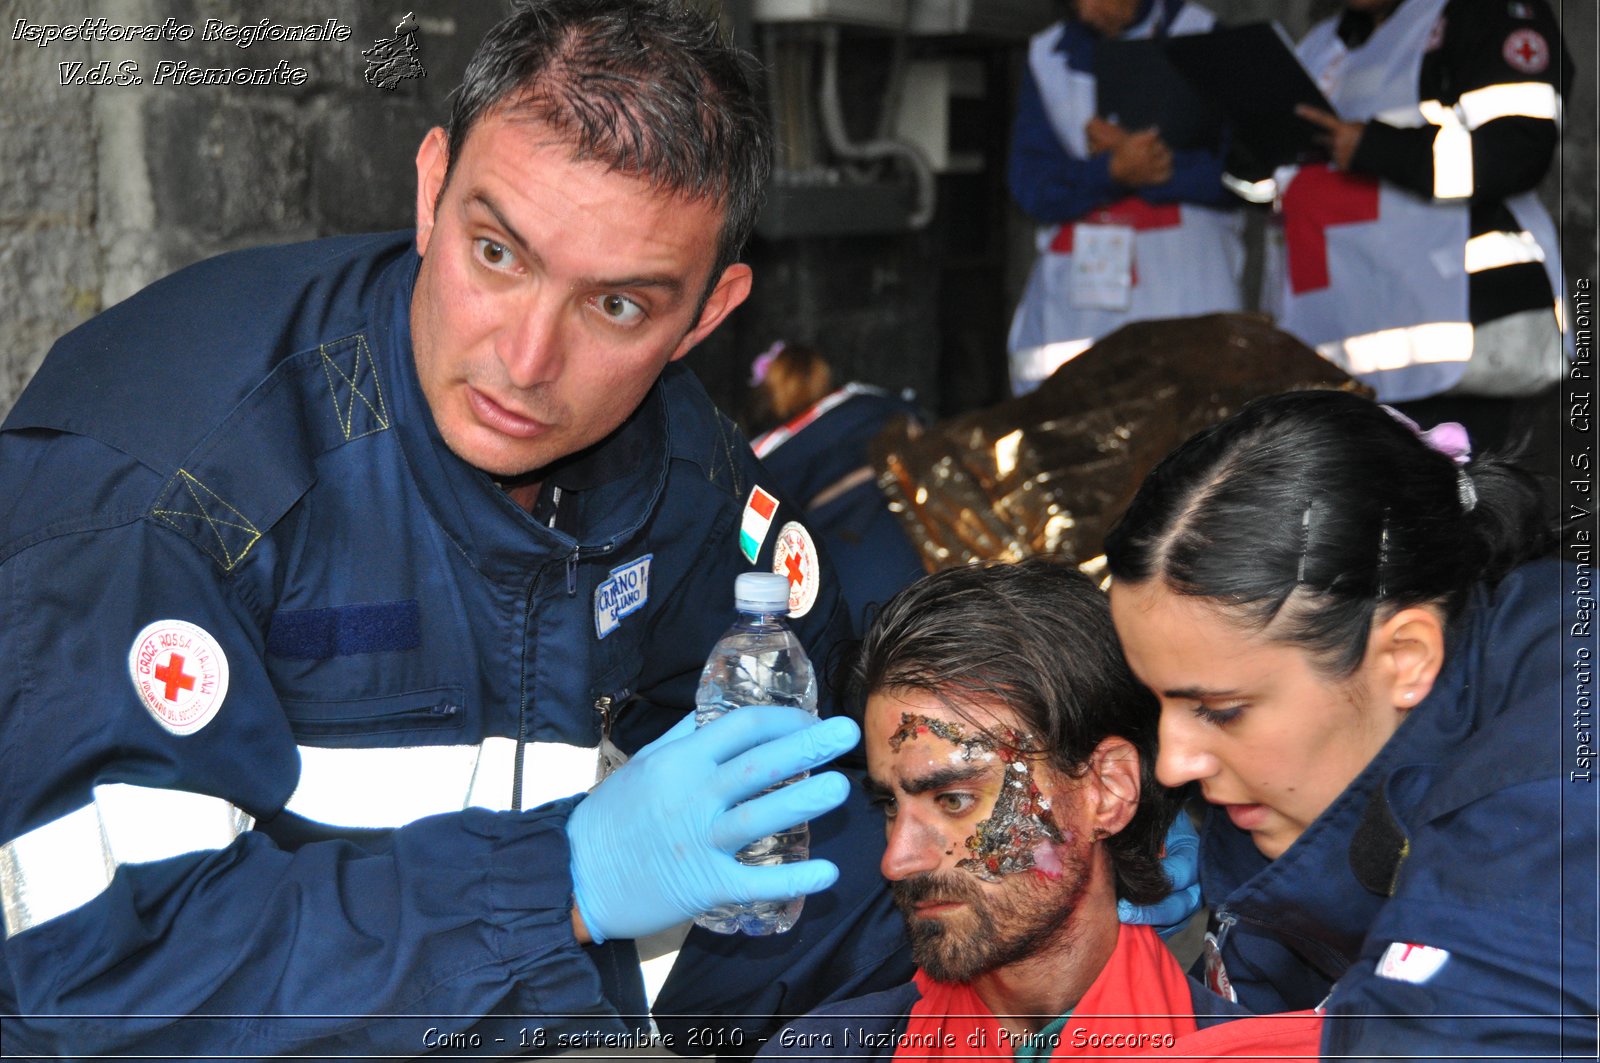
[869,794,898,819]
[474,238,516,270]
[597,293,645,325]
[935,793,975,815]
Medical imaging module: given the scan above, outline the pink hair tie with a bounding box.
[1381,406,1476,510]
[750,341,785,387]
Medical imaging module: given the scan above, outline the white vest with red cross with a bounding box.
[1007,4,1244,396]
[1275,0,1564,402]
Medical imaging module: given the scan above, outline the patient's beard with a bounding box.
[892,845,1090,983]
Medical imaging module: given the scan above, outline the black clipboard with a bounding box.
[1164,22,1334,169]
[1094,36,1226,152]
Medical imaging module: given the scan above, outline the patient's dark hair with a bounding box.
[851,557,1179,905]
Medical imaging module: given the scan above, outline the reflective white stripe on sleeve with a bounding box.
[1465,230,1546,273]
[1417,84,1559,201]
[1320,321,1475,376]
[285,739,599,829]
[1458,82,1561,129]
[1222,173,1277,204]
[1418,101,1473,200]
[1,785,253,938]
[1374,103,1426,127]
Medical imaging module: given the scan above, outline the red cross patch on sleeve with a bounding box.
[128,620,231,735]
[772,521,821,618]
[1502,28,1550,74]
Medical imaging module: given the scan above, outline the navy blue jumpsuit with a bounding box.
[0,233,911,1058]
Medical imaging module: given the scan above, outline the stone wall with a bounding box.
[3,0,100,412]
[0,0,487,414]
[2,0,1594,421]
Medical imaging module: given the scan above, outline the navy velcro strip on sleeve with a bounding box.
[267,599,422,659]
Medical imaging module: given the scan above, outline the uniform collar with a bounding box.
[1198,712,1421,979]
[374,243,670,580]
[536,391,657,494]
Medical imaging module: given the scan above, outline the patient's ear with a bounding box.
[1080,735,1142,840]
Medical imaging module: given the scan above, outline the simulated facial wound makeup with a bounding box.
[891,712,1065,882]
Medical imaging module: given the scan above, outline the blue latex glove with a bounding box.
[1117,814,1202,937]
[567,706,860,944]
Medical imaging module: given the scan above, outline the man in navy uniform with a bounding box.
[0,1,908,1056]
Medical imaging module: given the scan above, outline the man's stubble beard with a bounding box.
[892,842,1092,984]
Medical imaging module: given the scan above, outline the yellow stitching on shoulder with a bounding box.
[318,351,349,440]
[179,471,260,568]
[320,336,390,442]
[359,335,391,427]
[153,470,263,571]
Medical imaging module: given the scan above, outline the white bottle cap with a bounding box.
[735,572,791,613]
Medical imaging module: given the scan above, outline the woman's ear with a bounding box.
[1370,605,1446,711]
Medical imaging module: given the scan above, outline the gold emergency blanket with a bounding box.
[873,313,1367,572]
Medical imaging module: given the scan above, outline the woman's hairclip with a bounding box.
[1381,405,1476,511]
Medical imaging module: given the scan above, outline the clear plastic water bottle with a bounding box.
[694,572,819,935]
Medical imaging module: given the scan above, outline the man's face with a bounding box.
[409,113,752,478]
[1072,0,1143,37]
[864,689,1096,983]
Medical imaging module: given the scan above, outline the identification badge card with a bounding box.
[1203,930,1240,1003]
[1070,223,1135,311]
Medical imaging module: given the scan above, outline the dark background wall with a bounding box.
[3,0,1594,426]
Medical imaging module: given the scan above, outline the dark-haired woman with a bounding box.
[1103,389,1594,1057]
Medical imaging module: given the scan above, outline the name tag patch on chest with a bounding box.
[595,554,652,639]
[1070,223,1135,310]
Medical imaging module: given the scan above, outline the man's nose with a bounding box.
[879,814,946,882]
[1155,708,1220,788]
[500,298,565,390]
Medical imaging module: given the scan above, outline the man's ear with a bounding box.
[1370,605,1446,713]
[1082,736,1142,840]
[669,263,753,362]
[414,126,449,258]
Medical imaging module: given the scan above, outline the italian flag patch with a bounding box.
[739,485,779,563]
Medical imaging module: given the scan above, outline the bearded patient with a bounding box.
[757,557,1326,1061]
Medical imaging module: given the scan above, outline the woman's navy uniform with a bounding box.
[1200,561,1596,1057]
